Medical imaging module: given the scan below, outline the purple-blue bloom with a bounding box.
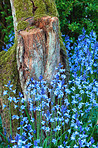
[2,29,98,147]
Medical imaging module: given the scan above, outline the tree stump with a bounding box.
[0,0,70,139]
[17,16,60,99]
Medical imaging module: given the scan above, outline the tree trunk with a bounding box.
[0,0,69,138]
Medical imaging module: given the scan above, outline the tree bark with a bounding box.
[17,16,61,99]
[0,0,69,138]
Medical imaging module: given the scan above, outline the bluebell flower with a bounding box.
[12,97,18,103]
[20,105,25,110]
[36,106,41,111]
[31,117,34,123]
[22,117,28,122]
[71,133,76,140]
[20,121,24,125]
[45,127,50,132]
[65,89,71,94]
[28,132,33,140]
[15,134,20,142]
[19,92,23,98]
[8,96,12,102]
[25,143,32,148]
[3,30,98,147]
[61,34,65,37]
[11,139,16,143]
[17,139,26,146]
[65,118,69,124]
[4,127,7,136]
[39,75,43,81]
[55,73,59,80]
[78,103,83,109]
[90,137,95,144]
[58,63,63,68]
[71,99,78,104]
[2,103,6,109]
[58,145,64,148]
[67,129,71,134]
[14,104,18,109]
[71,86,75,91]
[72,108,77,112]
[26,124,31,130]
[12,115,19,120]
[2,46,8,51]
[52,139,57,144]
[33,130,36,134]
[3,90,8,95]
[64,99,69,106]
[74,145,78,148]
[50,118,54,123]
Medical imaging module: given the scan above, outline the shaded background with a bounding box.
[0,0,98,52]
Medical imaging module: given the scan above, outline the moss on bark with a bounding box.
[0,0,69,138]
[0,40,22,137]
[13,0,66,54]
[0,41,18,89]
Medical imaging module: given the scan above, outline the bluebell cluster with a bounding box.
[2,29,98,148]
[2,31,15,51]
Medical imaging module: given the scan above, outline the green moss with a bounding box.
[0,50,6,57]
[0,0,68,137]
[0,39,19,91]
[34,0,58,20]
[17,21,29,31]
[29,26,36,29]
[13,0,64,52]
[0,39,22,137]
[14,0,33,31]
[14,0,33,21]
[0,41,17,64]
[14,0,59,31]
[0,39,22,136]
[0,1,66,88]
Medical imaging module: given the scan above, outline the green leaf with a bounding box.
[43,137,50,148]
[1,11,6,17]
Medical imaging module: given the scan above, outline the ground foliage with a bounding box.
[0,0,98,51]
[0,0,14,52]
[0,29,98,148]
[0,0,98,147]
[55,0,98,41]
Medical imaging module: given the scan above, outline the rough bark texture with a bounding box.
[17,16,60,99]
[0,0,70,138]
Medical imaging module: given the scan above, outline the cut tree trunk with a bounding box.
[0,0,70,138]
[17,16,60,100]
